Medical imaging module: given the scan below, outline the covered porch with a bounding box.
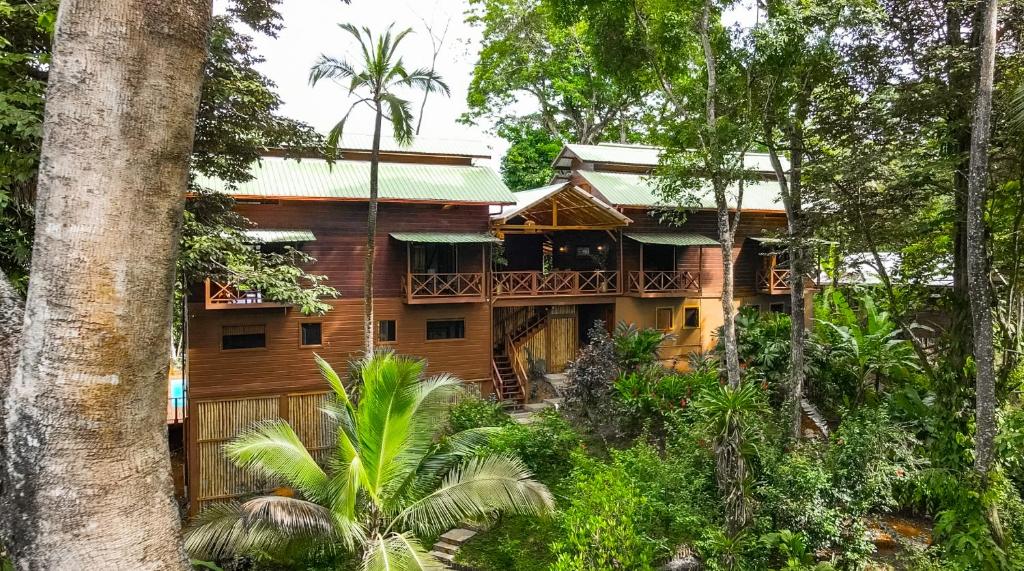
[490,183,631,301]
[622,232,719,297]
[390,231,498,304]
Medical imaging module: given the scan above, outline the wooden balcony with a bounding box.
[491,270,619,299]
[626,270,700,298]
[756,269,819,295]
[402,272,486,304]
[204,279,288,310]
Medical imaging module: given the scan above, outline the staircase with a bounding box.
[491,307,550,409]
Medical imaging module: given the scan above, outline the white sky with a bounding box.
[218,0,760,168]
[218,0,507,165]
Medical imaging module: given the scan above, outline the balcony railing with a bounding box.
[403,272,486,304]
[627,270,700,297]
[204,279,287,310]
[756,269,819,294]
[491,270,619,299]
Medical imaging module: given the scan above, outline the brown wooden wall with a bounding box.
[232,200,492,298]
[186,297,493,401]
[620,209,788,297]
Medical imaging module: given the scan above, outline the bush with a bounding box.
[485,409,582,487]
[563,321,620,438]
[447,394,511,433]
[550,454,659,570]
[613,321,671,374]
[825,405,921,516]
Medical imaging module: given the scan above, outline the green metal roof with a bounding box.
[196,156,516,204]
[560,143,786,172]
[578,170,784,211]
[389,232,500,244]
[243,229,316,243]
[624,232,720,247]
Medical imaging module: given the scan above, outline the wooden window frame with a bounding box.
[378,319,398,344]
[425,318,466,342]
[221,324,268,352]
[682,306,700,329]
[769,302,787,314]
[655,307,674,331]
[298,321,324,349]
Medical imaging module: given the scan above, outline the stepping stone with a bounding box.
[433,540,460,555]
[428,550,455,563]
[440,528,477,545]
[543,397,564,409]
[523,402,551,412]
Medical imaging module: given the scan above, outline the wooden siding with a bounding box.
[186,297,492,401]
[619,209,788,298]
[519,305,579,374]
[231,200,491,298]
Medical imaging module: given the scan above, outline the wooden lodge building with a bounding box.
[182,140,806,511]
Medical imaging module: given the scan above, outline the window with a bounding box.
[426,319,465,340]
[378,320,397,343]
[299,322,323,347]
[222,325,266,350]
[655,307,674,330]
[769,302,787,314]
[683,306,700,329]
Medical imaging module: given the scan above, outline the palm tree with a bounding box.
[310,24,449,355]
[185,352,553,569]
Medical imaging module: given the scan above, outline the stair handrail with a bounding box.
[505,338,528,402]
[490,357,503,399]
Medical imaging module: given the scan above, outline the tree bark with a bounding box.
[0,272,24,550]
[968,0,999,478]
[364,105,383,355]
[764,119,806,441]
[2,0,211,568]
[699,1,741,389]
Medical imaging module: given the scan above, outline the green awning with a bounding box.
[244,229,316,243]
[624,232,720,247]
[389,232,500,244]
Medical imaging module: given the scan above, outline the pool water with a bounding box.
[169,377,185,399]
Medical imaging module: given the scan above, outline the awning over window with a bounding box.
[243,229,316,243]
[624,232,719,247]
[389,232,500,244]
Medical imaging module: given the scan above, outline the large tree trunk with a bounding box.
[363,106,383,355]
[968,0,999,478]
[0,272,23,550]
[1,1,211,567]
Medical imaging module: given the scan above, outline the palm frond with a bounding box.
[362,532,447,571]
[225,420,330,501]
[309,55,357,86]
[357,352,424,498]
[381,92,415,146]
[185,502,282,560]
[1010,83,1024,133]
[392,455,554,536]
[401,67,451,97]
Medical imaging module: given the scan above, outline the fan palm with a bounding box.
[185,352,553,569]
[309,24,449,355]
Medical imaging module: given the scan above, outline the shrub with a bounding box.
[550,455,658,570]
[825,405,921,515]
[613,321,671,374]
[563,320,620,438]
[447,394,512,433]
[485,409,582,487]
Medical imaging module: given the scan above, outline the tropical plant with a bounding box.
[815,291,920,402]
[613,320,671,375]
[185,352,553,569]
[309,24,449,354]
[694,382,766,535]
[563,320,619,438]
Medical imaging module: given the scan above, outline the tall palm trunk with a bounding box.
[1,1,210,567]
[968,0,999,478]
[364,104,383,355]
